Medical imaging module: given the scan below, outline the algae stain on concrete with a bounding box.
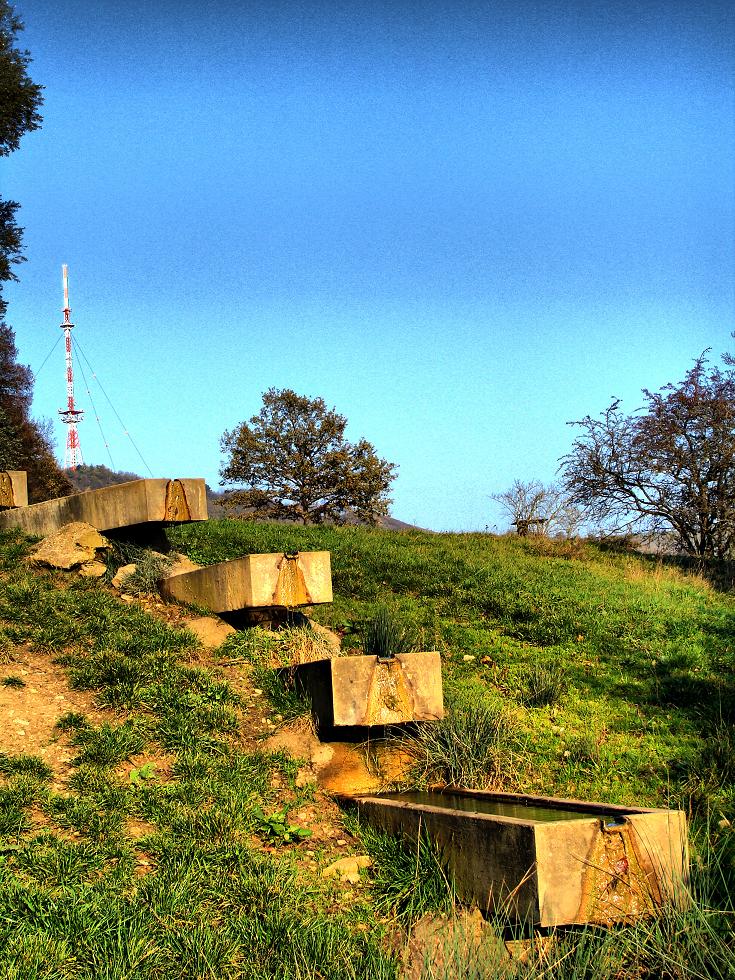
[164,480,191,521]
[0,473,14,508]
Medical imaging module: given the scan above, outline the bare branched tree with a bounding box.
[491,480,583,537]
[561,351,735,560]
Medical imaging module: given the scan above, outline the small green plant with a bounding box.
[55,711,89,732]
[129,763,156,788]
[1,675,25,688]
[253,806,312,844]
[521,661,568,708]
[363,606,417,659]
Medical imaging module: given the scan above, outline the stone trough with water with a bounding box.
[289,651,444,731]
[342,787,688,927]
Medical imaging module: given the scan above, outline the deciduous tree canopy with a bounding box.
[561,351,735,561]
[220,388,397,525]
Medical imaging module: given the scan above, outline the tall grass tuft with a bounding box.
[403,701,523,790]
[351,817,455,923]
[521,661,568,708]
[363,606,417,658]
[119,550,174,595]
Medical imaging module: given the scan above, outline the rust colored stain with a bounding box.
[272,552,312,607]
[164,480,191,521]
[578,823,658,925]
[0,473,14,509]
[362,659,415,725]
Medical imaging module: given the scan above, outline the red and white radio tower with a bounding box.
[59,264,84,469]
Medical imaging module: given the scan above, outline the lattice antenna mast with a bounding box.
[59,264,84,469]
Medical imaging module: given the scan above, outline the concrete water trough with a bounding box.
[342,788,688,927]
[289,651,444,731]
[160,550,333,613]
[0,471,27,510]
[0,478,207,537]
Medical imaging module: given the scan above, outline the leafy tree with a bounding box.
[561,351,735,561]
[0,1,42,283]
[0,2,70,501]
[220,388,397,525]
[0,2,42,156]
[0,325,71,500]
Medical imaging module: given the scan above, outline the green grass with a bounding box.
[169,520,735,809]
[347,815,455,922]
[1,520,734,977]
[0,528,397,979]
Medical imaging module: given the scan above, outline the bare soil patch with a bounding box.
[0,644,106,787]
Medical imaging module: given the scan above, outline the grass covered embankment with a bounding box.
[171,520,735,811]
[0,529,395,979]
[0,520,733,978]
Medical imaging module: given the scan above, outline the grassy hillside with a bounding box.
[170,521,735,811]
[0,521,733,978]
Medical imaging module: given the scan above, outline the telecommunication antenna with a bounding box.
[58,264,84,469]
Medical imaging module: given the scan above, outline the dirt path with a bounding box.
[0,645,106,788]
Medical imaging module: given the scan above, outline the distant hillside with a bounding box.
[207,488,424,530]
[64,471,420,529]
[66,464,141,492]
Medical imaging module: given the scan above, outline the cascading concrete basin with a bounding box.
[160,551,332,612]
[342,788,688,927]
[289,652,444,731]
[0,471,27,510]
[0,478,207,537]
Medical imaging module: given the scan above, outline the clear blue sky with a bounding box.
[4,0,734,530]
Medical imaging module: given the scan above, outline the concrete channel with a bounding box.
[342,787,688,927]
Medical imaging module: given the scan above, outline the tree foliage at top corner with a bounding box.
[0,1,70,502]
[0,1,42,158]
[0,0,43,289]
[561,348,735,561]
[220,388,397,525]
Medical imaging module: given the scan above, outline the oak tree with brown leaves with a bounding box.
[220,388,397,525]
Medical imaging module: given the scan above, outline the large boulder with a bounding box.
[31,522,110,570]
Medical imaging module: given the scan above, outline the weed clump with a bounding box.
[352,819,454,923]
[70,719,149,767]
[120,550,174,595]
[0,753,53,782]
[1,675,25,688]
[404,701,523,790]
[363,606,417,659]
[521,661,569,708]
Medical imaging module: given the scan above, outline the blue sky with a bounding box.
[3,0,734,530]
